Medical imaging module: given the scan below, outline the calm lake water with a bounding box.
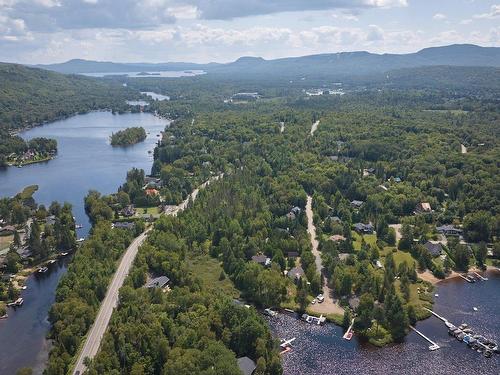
[81,70,205,78]
[141,92,170,101]
[0,111,169,374]
[269,270,500,375]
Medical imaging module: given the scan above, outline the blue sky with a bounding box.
[0,0,498,63]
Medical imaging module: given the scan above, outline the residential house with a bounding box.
[348,296,360,311]
[112,222,135,230]
[354,223,374,234]
[251,254,271,267]
[145,188,159,197]
[286,251,299,259]
[145,276,170,289]
[121,205,136,217]
[329,216,342,223]
[424,241,444,257]
[45,215,56,226]
[350,200,364,209]
[237,357,256,375]
[436,224,463,236]
[329,234,346,242]
[288,266,305,280]
[338,253,351,261]
[0,225,16,235]
[414,202,432,214]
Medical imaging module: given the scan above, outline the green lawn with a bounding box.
[352,231,377,250]
[135,206,161,215]
[0,234,13,254]
[186,255,240,298]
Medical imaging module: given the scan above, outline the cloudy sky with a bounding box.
[0,0,499,64]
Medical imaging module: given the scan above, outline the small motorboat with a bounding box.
[38,266,48,273]
[48,259,56,264]
[473,307,478,311]
[75,224,83,229]
[264,308,278,317]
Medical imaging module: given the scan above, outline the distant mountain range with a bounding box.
[34,44,500,79]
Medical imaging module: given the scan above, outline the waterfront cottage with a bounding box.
[424,241,444,257]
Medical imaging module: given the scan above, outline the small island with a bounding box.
[110,127,147,147]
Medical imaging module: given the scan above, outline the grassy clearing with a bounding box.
[17,185,39,199]
[0,234,13,253]
[135,206,161,215]
[186,255,240,298]
[352,231,377,250]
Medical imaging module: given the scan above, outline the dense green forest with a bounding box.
[110,127,147,146]
[32,63,500,373]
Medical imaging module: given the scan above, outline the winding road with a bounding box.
[72,175,222,374]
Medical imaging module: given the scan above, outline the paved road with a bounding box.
[72,230,149,374]
[310,120,320,136]
[72,175,223,374]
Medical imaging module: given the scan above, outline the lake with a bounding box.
[141,92,170,101]
[0,111,169,374]
[268,270,500,375]
[81,70,205,78]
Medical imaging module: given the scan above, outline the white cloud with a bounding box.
[473,4,500,19]
[366,24,384,41]
[433,13,446,20]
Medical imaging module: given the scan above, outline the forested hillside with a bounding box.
[0,62,140,166]
[0,62,136,131]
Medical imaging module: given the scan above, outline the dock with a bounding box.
[473,272,488,281]
[410,326,440,351]
[458,274,473,283]
[424,307,448,323]
[342,319,355,340]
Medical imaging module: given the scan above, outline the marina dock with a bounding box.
[410,326,440,351]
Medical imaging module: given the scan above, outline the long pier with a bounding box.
[458,274,472,283]
[410,326,440,351]
[424,307,448,323]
